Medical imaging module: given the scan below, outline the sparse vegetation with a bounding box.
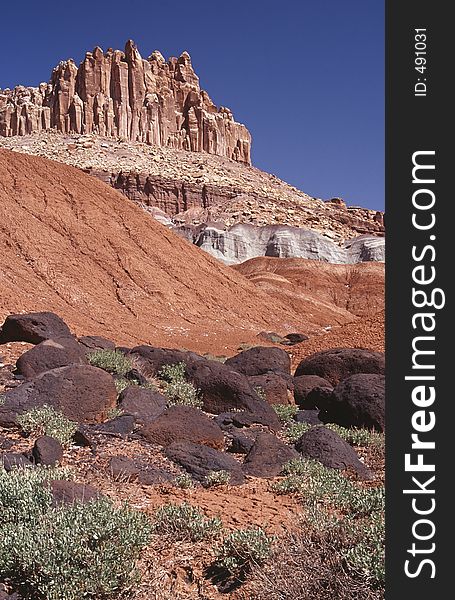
[254,386,267,401]
[0,466,151,600]
[0,395,5,406]
[158,362,203,409]
[326,423,384,449]
[216,527,274,575]
[17,405,77,447]
[174,473,194,489]
[88,349,133,377]
[249,508,384,598]
[203,470,231,488]
[152,502,223,542]
[272,403,298,424]
[105,406,124,420]
[283,421,311,443]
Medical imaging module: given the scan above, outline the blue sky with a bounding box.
[0,0,384,210]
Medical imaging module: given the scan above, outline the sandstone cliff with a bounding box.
[0,40,251,164]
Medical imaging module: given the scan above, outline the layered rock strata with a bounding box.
[0,41,251,164]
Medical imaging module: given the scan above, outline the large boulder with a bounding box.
[243,432,299,478]
[293,375,333,408]
[294,348,385,386]
[118,386,167,425]
[0,365,117,427]
[78,335,116,353]
[131,346,280,428]
[319,374,385,432]
[295,426,372,480]
[248,373,294,405]
[225,346,291,376]
[32,436,63,466]
[185,360,280,428]
[164,441,245,485]
[128,346,204,377]
[16,337,87,378]
[0,312,72,344]
[141,405,225,449]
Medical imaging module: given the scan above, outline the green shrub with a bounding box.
[158,362,202,409]
[203,470,231,488]
[88,349,133,377]
[342,511,385,586]
[326,424,384,449]
[283,422,311,443]
[254,386,267,401]
[0,395,5,406]
[17,405,77,447]
[273,458,384,517]
[216,527,274,574]
[272,404,298,424]
[152,502,222,542]
[158,362,186,383]
[105,406,124,420]
[174,474,194,489]
[0,467,151,600]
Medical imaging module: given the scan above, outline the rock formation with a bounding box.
[0,40,251,164]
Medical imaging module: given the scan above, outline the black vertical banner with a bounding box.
[386,2,451,598]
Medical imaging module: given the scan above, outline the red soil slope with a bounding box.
[0,149,308,353]
[233,257,384,325]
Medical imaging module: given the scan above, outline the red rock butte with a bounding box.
[0,40,251,164]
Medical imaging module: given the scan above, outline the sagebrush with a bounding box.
[158,362,202,408]
[0,467,151,600]
[152,502,222,542]
[17,405,77,447]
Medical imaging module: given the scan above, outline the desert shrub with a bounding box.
[283,422,311,443]
[248,509,384,599]
[326,424,384,449]
[254,386,267,401]
[88,349,133,377]
[0,467,151,600]
[158,362,202,409]
[203,470,231,488]
[105,406,124,419]
[152,502,222,542]
[17,404,77,446]
[0,395,4,406]
[273,458,384,517]
[272,404,298,424]
[174,473,194,489]
[216,527,274,574]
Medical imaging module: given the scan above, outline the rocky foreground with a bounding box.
[0,311,385,599]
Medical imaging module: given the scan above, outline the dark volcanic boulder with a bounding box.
[227,428,257,454]
[128,346,204,377]
[185,360,280,428]
[293,375,333,408]
[243,432,299,478]
[295,410,323,426]
[108,456,139,481]
[319,374,385,432]
[248,373,293,405]
[16,337,87,378]
[225,346,291,376]
[118,386,167,425]
[78,335,116,352]
[295,426,372,479]
[32,436,63,466]
[50,480,102,506]
[164,441,245,485]
[0,312,72,344]
[294,348,385,386]
[284,333,309,345]
[0,365,117,427]
[304,386,336,411]
[94,414,136,436]
[141,405,225,449]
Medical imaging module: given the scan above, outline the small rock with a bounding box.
[32,436,63,466]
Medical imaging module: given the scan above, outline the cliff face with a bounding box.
[0,40,251,164]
